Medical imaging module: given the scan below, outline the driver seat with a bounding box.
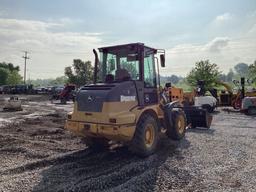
[115,68,131,81]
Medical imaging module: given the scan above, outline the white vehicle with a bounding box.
[194,96,217,113]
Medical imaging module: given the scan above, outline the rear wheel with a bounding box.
[166,110,186,140]
[129,114,159,157]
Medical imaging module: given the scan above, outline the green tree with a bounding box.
[0,68,9,85]
[27,77,68,87]
[248,60,256,84]
[65,59,93,86]
[186,60,221,90]
[219,73,227,82]
[226,69,235,82]
[234,63,249,77]
[167,75,181,84]
[50,76,68,85]
[7,70,22,85]
[0,62,22,85]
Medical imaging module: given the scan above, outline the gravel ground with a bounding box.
[0,95,255,192]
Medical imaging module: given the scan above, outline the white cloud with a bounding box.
[214,13,232,23]
[0,18,61,31]
[160,36,256,76]
[0,18,103,79]
[204,37,230,52]
[0,15,255,79]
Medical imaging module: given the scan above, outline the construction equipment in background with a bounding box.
[165,83,194,105]
[232,78,256,115]
[218,78,256,109]
[183,90,196,105]
[51,84,76,104]
[65,43,212,157]
[165,83,184,103]
[241,97,256,115]
[193,80,217,113]
[2,96,22,111]
[167,81,217,113]
[59,84,76,104]
[217,80,234,106]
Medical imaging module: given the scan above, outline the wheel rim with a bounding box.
[177,116,185,134]
[145,124,155,148]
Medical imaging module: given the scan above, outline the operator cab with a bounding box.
[93,43,165,106]
[96,43,164,84]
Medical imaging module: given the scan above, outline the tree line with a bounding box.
[1,59,255,89]
[0,62,22,85]
[186,60,256,90]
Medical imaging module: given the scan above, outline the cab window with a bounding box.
[144,54,156,88]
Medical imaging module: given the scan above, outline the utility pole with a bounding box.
[22,51,30,85]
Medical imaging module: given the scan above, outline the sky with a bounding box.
[0,0,256,79]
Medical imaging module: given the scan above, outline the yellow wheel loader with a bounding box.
[65,43,211,156]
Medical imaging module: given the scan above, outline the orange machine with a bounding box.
[168,86,184,102]
[167,86,195,105]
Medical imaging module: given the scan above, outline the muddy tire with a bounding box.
[83,137,109,151]
[129,114,159,157]
[166,110,186,140]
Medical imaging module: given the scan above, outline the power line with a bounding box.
[22,51,30,84]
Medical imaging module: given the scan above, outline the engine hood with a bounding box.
[76,81,137,112]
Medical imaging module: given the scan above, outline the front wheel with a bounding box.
[129,114,159,157]
[166,110,186,140]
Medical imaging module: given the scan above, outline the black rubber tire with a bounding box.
[83,137,109,151]
[129,114,159,157]
[204,111,212,129]
[166,110,186,140]
[202,104,214,113]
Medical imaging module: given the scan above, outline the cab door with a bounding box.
[143,53,158,105]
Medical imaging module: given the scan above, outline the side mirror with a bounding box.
[160,54,165,67]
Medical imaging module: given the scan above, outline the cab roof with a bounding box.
[98,42,157,53]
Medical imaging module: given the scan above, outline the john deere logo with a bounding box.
[88,96,93,102]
